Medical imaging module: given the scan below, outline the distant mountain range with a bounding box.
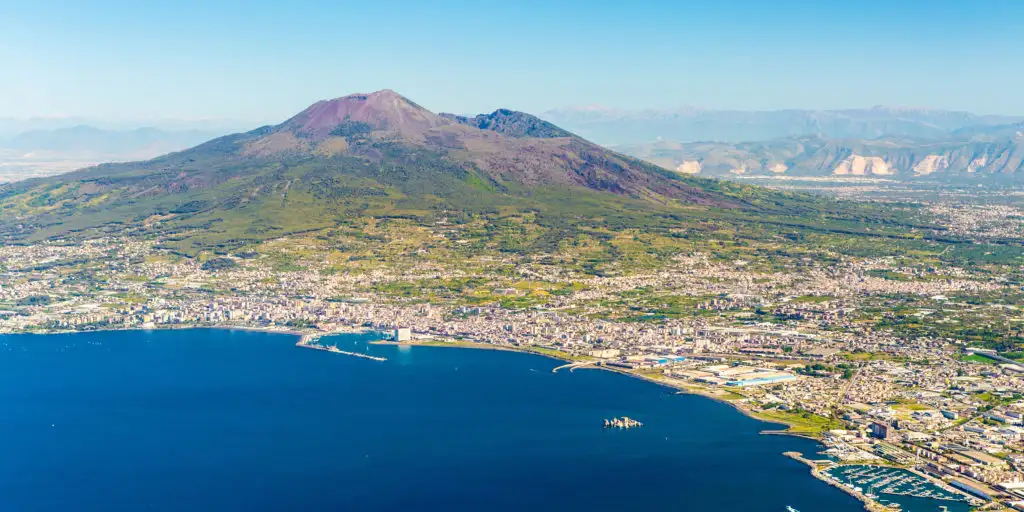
[542,106,1024,145]
[542,106,1024,182]
[7,105,1024,184]
[0,90,902,253]
[1,126,225,159]
[0,117,255,137]
[0,125,242,183]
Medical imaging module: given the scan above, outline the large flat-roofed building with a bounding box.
[393,328,412,342]
[950,478,995,501]
[960,450,1008,468]
[686,365,797,387]
[725,374,797,387]
[590,348,620,359]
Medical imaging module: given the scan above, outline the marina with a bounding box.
[823,465,975,512]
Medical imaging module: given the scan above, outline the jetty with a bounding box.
[552,361,597,373]
[604,416,643,429]
[296,335,387,362]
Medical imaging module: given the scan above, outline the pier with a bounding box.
[552,361,597,373]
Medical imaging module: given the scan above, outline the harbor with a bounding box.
[785,453,977,512]
[296,333,387,361]
[822,465,978,511]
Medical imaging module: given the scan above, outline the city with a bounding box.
[4,2,1024,509]
[4,197,1024,509]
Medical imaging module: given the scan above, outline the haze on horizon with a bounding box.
[4,0,1024,124]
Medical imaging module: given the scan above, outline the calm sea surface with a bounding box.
[0,328,883,511]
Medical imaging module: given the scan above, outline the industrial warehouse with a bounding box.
[674,365,799,387]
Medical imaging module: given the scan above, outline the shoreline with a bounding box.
[208,324,307,336]
[10,325,892,510]
[1,323,311,338]
[1,323,381,340]
[377,339,815,438]
[371,339,577,363]
[591,360,819,439]
[8,326,819,438]
[382,339,892,507]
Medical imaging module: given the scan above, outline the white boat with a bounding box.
[786,507,800,512]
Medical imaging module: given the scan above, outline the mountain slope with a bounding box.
[0,90,923,254]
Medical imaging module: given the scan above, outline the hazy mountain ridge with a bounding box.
[0,117,256,138]
[3,125,224,158]
[0,125,240,184]
[951,121,1024,140]
[543,106,1024,145]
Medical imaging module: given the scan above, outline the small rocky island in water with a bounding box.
[604,416,643,429]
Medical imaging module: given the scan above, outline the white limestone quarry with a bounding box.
[968,155,988,173]
[833,155,893,176]
[675,160,702,174]
[912,154,950,176]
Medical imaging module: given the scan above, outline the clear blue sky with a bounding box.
[3,0,1023,122]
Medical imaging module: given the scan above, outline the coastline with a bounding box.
[376,339,816,439]
[10,326,887,510]
[208,324,309,337]
[592,359,820,439]
[2,323,380,340]
[4,323,885,512]
[381,339,890,506]
[1,323,310,338]
[371,339,577,363]
[7,326,820,439]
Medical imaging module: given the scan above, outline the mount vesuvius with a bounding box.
[0,90,918,254]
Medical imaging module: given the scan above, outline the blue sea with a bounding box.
[0,328,903,511]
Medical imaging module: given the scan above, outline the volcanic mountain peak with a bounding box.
[279,89,447,139]
[441,109,574,139]
[0,87,881,254]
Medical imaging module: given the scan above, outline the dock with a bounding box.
[552,361,597,373]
